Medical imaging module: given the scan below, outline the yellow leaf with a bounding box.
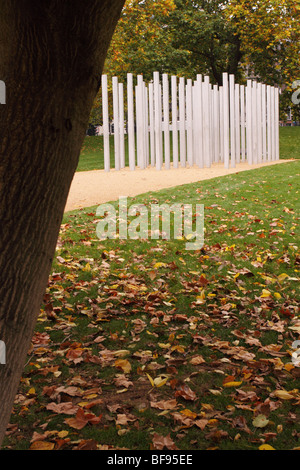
[153,376,168,387]
[171,345,185,353]
[82,263,91,272]
[113,349,130,358]
[274,292,282,299]
[30,441,55,450]
[223,381,243,388]
[277,273,289,282]
[259,444,275,450]
[253,414,269,428]
[158,342,171,349]
[153,262,167,268]
[185,233,195,240]
[114,359,131,374]
[274,389,297,400]
[260,289,272,298]
[146,373,155,387]
[181,409,197,419]
[84,393,98,400]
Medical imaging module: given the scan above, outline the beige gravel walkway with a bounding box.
[64,159,294,212]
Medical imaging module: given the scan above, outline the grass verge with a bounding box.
[2,160,300,451]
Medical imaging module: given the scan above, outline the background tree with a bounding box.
[90,0,299,124]
[89,0,177,124]
[0,0,125,446]
[104,0,177,82]
[226,0,300,118]
[226,0,299,86]
[167,0,243,85]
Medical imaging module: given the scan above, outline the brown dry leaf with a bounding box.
[65,348,84,364]
[174,383,197,401]
[205,429,229,442]
[64,408,101,430]
[152,432,178,450]
[150,399,178,410]
[55,386,83,397]
[30,431,50,443]
[75,439,98,450]
[195,418,209,430]
[114,374,133,388]
[46,402,79,415]
[115,413,137,426]
[190,355,205,365]
[172,411,194,428]
[82,398,103,410]
[232,416,252,434]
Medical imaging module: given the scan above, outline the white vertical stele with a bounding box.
[219,85,224,163]
[112,76,120,170]
[179,77,186,167]
[192,81,198,166]
[148,82,155,167]
[119,82,125,169]
[159,84,163,164]
[262,84,267,162]
[163,74,170,169]
[271,86,276,161]
[275,87,280,160]
[222,73,230,169]
[235,83,240,164]
[246,79,253,165]
[196,75,204,167]
[267,85,272,161]
[144,83,149,167]
[257,82,262,163]
[171,76,178,168]
[102,74,110,172]
[135,76,144,168]
[186,79,193,166]
[203,76,211,167]
[252,81,258,164]
[127,73,135,171]
[229,74,236,168]
[240,85,246,162]
[213,84,220,163]
[154,72,162,170]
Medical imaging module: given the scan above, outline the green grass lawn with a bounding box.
[77,126,300,172]
[2,160,299,451]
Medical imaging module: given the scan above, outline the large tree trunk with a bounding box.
[0,0,125,445]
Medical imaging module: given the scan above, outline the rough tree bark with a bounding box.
[0,0,125,445]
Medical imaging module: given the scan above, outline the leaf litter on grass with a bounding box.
[2,162,300,451]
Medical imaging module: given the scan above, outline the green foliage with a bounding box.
[167,0,244,85]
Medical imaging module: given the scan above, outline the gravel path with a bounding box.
[65,160,293,212]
